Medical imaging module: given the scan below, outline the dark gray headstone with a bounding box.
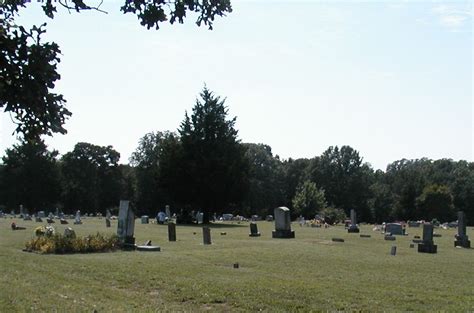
[384,235,396,241]
[390,246,397,256]
[141,215,149,224]
[203,227,212,245]
[332,238,344,242]
[249,222,261,237]
[385,223,403,235]
[106,218,111,228]
[455,211,471,248]
[418,223,437,253]
[348,209,360,233]
[168,222,176,242]
[272,207,295,238]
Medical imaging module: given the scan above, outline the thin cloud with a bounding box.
[432,4,472,29]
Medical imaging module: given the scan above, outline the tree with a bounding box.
[416,184,455,222]
[292,180,326,218]
[1,1,232,139]
[177,87,249,223]
[130,131,180,215]
[242,143,285,217]
[61,142,121,213]
[282,158,311,209]
[0,140,61,211]
[308,146,374,221]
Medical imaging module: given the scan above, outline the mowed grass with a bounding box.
[0,217,473,312]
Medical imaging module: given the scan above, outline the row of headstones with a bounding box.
[115,202,471,252]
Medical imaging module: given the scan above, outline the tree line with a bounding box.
[1,87,472,224]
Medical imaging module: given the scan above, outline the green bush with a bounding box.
[25,233,119,254]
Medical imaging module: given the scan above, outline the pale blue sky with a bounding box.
[1,0,472,170]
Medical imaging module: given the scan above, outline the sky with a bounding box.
[0,0,472,170]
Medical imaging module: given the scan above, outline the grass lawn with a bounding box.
[1,217,473,312]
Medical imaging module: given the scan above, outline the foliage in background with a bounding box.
[292,180,326,218]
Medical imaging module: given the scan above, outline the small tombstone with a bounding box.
[64,227,76,239]
[117,200,135,247]
[35,217,43,223]
[136,245,161,252]
[106,209,111,228]
[38,211,45,218]
[168,222,177,242]
[390,246,397,256]
[272,207,295,238]
[384,235,396,241]
[74,210,82,225]
[332,238,344,242]
[417,223,437,253]
[385,223,403,235]
[347,209,360,233]
[409,244,415,248]
[414,235,420,239]
[202,227,212,245]
[412,239,423,244]
[23,215,32,221]
[141,215,149,224]
[454,211,470,248]
[220,232,227,235]
[249,222,261,237]
[408,221,421,227]
[233,263,239,269]
[46,218,55,224]
[360,234,371,238]
[433,233,442,238]
[60,219,68,225]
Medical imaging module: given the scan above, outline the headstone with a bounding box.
[117,200,135,247]
[168,222,177,241]
[385,223,403,235]
[35,217,43,222]
[106,209,111,228]
[360,234,371,238]
[202,227,212,245]
[46,218,55,223]
[417,223,437,253]
[165,205,171,219]
[60,219,68,225]
[136,245,160,252]
[265,215,274,222]
[408,221,421,227]
[272,207,295,238]
[38,211,45,218]
[347,209,360,233]
[23,214,32,221]
[384,235,396,241]
[454,211,471,248]
[19,205,24,217]
[249,222,261,237]
[390,246,397,256]
[141,215,149,224]
[64,227,76,239]
[196,212,204,224]
[409,244,415,248]
[332,238,344,242]
[233,263,239,269]
[74,210,82,225]
[55,208,60,218]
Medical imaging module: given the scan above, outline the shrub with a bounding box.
[25,233,119,254]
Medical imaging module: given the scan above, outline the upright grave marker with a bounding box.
[105,209,111,228]
[117,200,135,247]
[249,222,261,237]
[454,211,470,248]
[74,210,82,224]
[272,207,295,238]
[168,222,177,242]
[348,209,360,233]
[203,227,212,245]
[417,223,437,254]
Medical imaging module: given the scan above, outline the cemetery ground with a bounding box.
[1,219,473,312]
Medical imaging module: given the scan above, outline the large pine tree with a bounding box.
[178,87,248,223]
